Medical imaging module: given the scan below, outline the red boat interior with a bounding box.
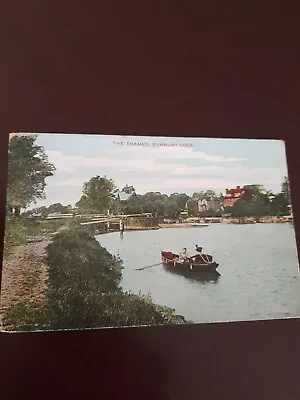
[162,251,178,260]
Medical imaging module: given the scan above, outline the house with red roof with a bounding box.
[223,186,250,208]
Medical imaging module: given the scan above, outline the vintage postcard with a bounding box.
[0,133,299,332]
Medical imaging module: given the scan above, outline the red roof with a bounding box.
[224,186,249,199]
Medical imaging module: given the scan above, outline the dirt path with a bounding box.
[0,227,67,320]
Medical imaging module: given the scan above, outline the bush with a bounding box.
[3,292,185,331]
[45,229,123,294]
[2,300,48,331]
[3,230,186,331]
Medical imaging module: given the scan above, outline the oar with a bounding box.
[135,262,162,271]
[136,258,176,271]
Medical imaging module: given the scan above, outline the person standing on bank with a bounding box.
[119,219,124,238]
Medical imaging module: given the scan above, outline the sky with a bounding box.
[19,133,288,208]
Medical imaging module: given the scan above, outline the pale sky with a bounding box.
[23,133,288,208]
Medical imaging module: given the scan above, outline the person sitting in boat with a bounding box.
[193,245,212,263]
[195,245,202,253]
[193,246,204,263]
[178,248,190,263]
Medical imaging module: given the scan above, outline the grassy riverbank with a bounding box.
[1,220,186,331]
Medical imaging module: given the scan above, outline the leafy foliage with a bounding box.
[76,176,116,213]
[269,193,289,216]
[186,199,198,217]
[3,300,47,331]
[25,203,73,219]
[192,190,217,199]
[122,184,135,194]
[45,203,72,214]
[281,176,291,206]
[46,230,123,295]
[231,179,291,218]
[74,178,292,220]
[7,135,55,214]
[243,184,266,196]
[112,190,189,218]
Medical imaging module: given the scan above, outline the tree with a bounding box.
[231,191,271,220]
[251,194,271,220]
[7,135,55,217]
[270,193,289,216]
[192,190,216,199]
[169,193,190,210]
[281,176,291,205]
[186,199,198,217]
[47,203,72,214]
[244,184,265,196]
[164,201,181,219]
[122,194,144,215]
[203,190,217,198]
[122,184,135,194]
[231,199,252,217]
[192,191,205,199]
[76,176,116,213]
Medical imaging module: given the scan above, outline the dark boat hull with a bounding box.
[161,251,219,274]
[163,264,220,281]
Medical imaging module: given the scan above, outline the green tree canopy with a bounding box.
[192,190,216,199]
[76,175,116,213]
[164,201,181,218]
[7,135,55,215]
[46,203,72,214]
[244,184,265,196]
[169,193,190,210]
[122,184,135,194]
[203,190,217,198]
[281,176,291,205]
[269,193,289,216]
[186,199,198,217]
[231,188,287,219]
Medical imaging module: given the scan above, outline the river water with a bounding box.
[96,223,300,324]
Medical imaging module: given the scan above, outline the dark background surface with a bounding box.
[0,1,300,399]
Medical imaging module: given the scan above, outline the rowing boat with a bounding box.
[161,251,219,274]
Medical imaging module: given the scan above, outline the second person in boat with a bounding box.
[193,245,203,262]
[178,247,190,263]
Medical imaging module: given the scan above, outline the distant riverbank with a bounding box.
[97,215,293,233]
[160,215,293,228]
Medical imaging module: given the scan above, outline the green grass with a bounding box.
[3,217,73,257]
